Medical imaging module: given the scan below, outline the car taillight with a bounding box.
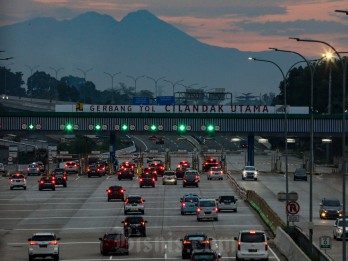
[49,241,58,245]
[237,241,241,250]
[140,199,144,204]
[152,178,155,182]
[40,181,44,184]
[197,207,201,212]
[183,240,192,244]
[124,222,128,226]
[52,180,55,184]
[125,200,128,204]
[177,164,180,168]
[87,168,90,171]
[63,176,67,180]
[64,164,67,168]
[36,168,39,171]
[120,189,124,193]
[141,221,145,225]
[183,180,187,183]
[10,179,13,182]
[210,171,213,174]
[27,167,30,171]
[265,241,268,251]
[214,207,218,212]
[140,178,143,182]
[201,240,210,244]
[29,241,38,245]
[97,169,100,172]
[160,166,164,170]
[182,202,186,207]
[108,189,111,193]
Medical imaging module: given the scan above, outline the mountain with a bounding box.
[0,10,298,97]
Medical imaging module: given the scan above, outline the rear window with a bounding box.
[210,167,221,171]
[127,197,141,203]
[185,197,199,202]
[31,235,55,241]
[199,200,216,207]
[240,232,265,243]
[125,217,143,223]
[220,196,235,202]
[12,174,25,179]
[66,162,76,166]
[187,236,206,241]
[192,253,215,260]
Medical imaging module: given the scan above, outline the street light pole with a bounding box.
[49,67,63,100]
[25,64,39,101]
[76,68,93,103]
[163,79,184,97]
[290,37,347,261]
[104,72,121,104]
[127,75,144,95]
[146,76,165,98]
[248,57,289,230]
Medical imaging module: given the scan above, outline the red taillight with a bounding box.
[183,240,192,244]
[183,180,187,183]
[40,181,44,184]
[64,164,67,168]
[10,179,13,182]
[124,222,128,226]
[177,164,180,168]
[118,172,121,175]
[125,199,129,204]
[265,241,268,251]
[29,241,38,245]
[49,241,58,245]
[210,171,213,174]
[214,207,218,212]
[120,189,124,193]
[52,180,55,184]
[201,240,210,244]
[63,176,67,180]
[108,189,111,193]
[152,178,155,182]
[36,168,39,171]
[237,241,241,250]
[141,221,145,225]
[87,168,90,171]
[140,199,144,204]
[197,207,201,212]
[140,178,143,182]
[182,202,186,207]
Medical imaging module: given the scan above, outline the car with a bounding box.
[64,161,79,174]
[183,171,199,187]
[240,140,248,149]
[117,168,134,180]
[241,166,258,181]
[162,171,177,185]
[191,249,222,261]
[155,137,164,144]
[148,135,157,140]
[202,158,219,172]
[180,232,212,259]
[27,163,42,176]
[99,232,129,255]
[293,168,308,181]
[319,198,343,219]
[234,230,269,261]
[180,194,200,215]
[36,161,45,172]
[10,173,27,190]
[175,167,187,179]
[207,167,224,180]
[139,171,156,188]
[179,161,191,168]
[196,199,218,221]
[0,162,5,174]
[96,161,107,175]
[107,186,126,202]
[38,176,56,191]
[216,195,238,212]
[122,216,147,237]
[51,168,67,187]
[333,218,348,240]
[87,164,103,178]
[28,232,60,261]
[149,162,165,176]
[124,195,145,214]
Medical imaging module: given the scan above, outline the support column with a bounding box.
[247,134,255,166]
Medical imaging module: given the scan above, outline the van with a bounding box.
[234,230,269,261]
[196,199,218,221]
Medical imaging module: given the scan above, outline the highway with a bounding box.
[0,154,286,261]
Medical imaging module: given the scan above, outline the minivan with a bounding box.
[196,199,218,221]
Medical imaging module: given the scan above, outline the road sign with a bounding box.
[286,200,300,215]
[319,236,331,250]
[133,96,150,105]
[156,96,175,105]
[287,215,299,222]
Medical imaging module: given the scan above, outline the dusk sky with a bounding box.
[1,0,347,57]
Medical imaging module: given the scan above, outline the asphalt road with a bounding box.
[0,156,286,261]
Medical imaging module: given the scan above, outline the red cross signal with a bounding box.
[286,201,300,215]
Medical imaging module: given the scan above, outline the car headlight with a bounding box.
[337,228,343,233]
[254,171,258,176]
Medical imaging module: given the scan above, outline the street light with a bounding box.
[146,76,165,97]
[25,64,39,101]
[76,68,93,103]
[104,71,121,104]
[289,37,347,260]
[127,75,144,95]
[248,57,290,230]
[163,79,184,96]
[49,67,63,100]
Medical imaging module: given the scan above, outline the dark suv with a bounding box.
[139,171,156,188]
[117,168,134,180]
[106,186,125,202]
[183,172,199,187]
[319,198,343,219]
[38,176,56,191]
[122,216,147,237]
[87,164,103,178]
[51,168,67,187]
[202,158,219,172]
[180,232,212,259]
[149,162,165,177]
[191,249,221,261]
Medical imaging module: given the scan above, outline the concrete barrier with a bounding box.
[274,227,310,261]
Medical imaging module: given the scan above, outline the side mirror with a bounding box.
[234,237,238,241]
[56,237,61,241]
[121,221,125,224]
[28,238,31,241]
[143,199,145,202]
[209,237,213,241]
[217,254,222,258]
[180,198,183,202]
[99,238,102,241]
[145,220,148,223]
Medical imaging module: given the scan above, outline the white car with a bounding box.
[207,167,224,180]
[10,173,27,190]
[64,161,79,174]
[162,171,177,185]
[196,199,218,221]
[216,195,238,212]
[124,195,145,214]
[242,166,258,181]
[234,230,269,261]
[28,232,60,261]
[333,218,348,240]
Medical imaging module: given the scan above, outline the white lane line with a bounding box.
[269,246,281,261]
[0,207,181,211]
[164,243,167,259]
[75,176,80,180]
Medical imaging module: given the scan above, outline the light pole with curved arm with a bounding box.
[127,75,144,95]
[289,37,348,260]
[163,79,184,97]
[248,57,290,230]
[104,71,121,104]
[146,76,165,97]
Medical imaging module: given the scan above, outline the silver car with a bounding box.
[196,199,218,221]
[207,167,224,180]
[333,218,348,240]
[28,232,60,261]
[162,171,177,185]
[10,173,27,190]
[124,195,145,214]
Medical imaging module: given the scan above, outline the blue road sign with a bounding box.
[133,96,150,105]
[156,96,175,105]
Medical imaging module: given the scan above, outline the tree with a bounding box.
[0,66,26,97]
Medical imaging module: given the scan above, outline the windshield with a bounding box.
[324,200,340,206]
[199,200,216,207]
[245,166,256,171]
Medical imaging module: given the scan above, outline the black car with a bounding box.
[319,198,343,219]
[38,176,56,191]
[87,164,103,178]
[202,158,219,172]
[51,168,67,187]
[183,172,199,187]
[122,216,147,237]
[293,168,308,181]
[107,186,125,202]
[175,167,188,179]
[191,249,221,261]
[180,232,212,259]
[139,171,156,188]
[149,162,165,177]
[117,168,134,180]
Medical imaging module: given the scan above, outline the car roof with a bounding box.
[32,232,55,236]
[185,232,207,237]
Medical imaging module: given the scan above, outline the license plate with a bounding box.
[205,211,211,214]
[248,249,257,252]
[39,245,47,248]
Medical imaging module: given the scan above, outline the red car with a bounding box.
[99,232,129,255]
